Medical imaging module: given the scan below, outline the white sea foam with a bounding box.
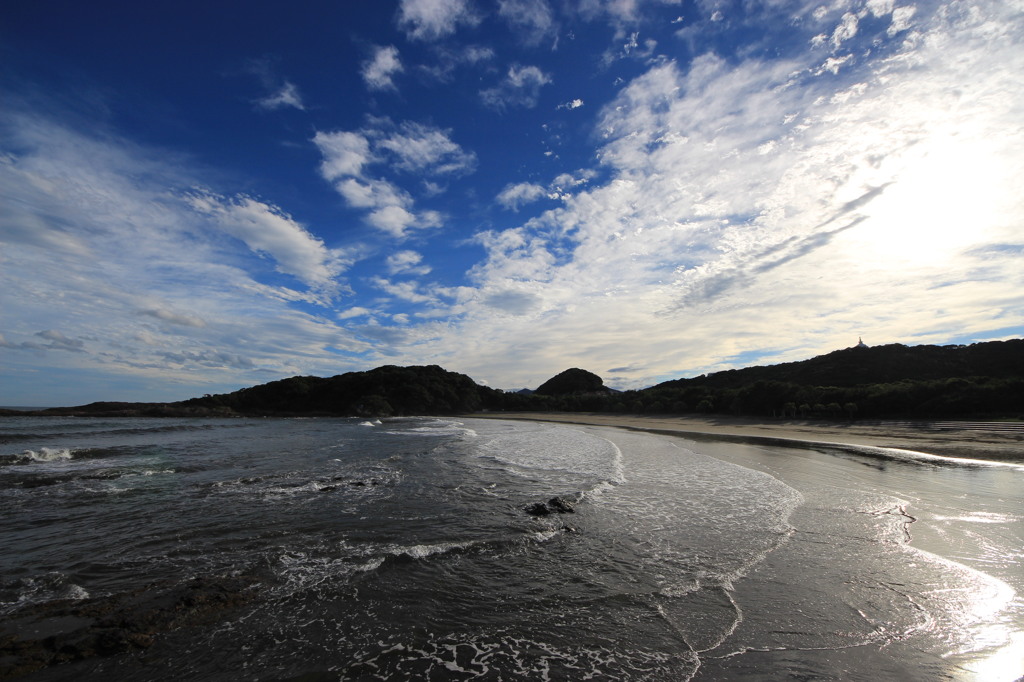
[21,447,74,462]
[477,424,624,485]
[390,540,476,560]
[390,419,478,438]
[531,530,560,543]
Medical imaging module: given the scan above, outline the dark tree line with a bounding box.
[488,340,1024,420]
[9,340,1021,420]
[177,365,505,417]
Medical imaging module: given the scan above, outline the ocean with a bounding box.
[1,416,1021,681]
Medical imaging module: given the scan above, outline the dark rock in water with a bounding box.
[547,496,575,513]
[349,480,367,487]
[524,496,577,516]
[0,575,261,678]
[525,502,551,516]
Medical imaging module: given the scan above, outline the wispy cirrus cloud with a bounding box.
[498,0,558,45]
[480,65,552,110]
[378,0,1024,390]
[246,59,306,111]
[186,190,351,298]
[0,106,374,398]
[417,44,495,83]
[257,81,305,111]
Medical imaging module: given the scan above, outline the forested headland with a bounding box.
[4,339,1021,420]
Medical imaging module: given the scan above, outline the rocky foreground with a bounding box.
[0,575,261,679]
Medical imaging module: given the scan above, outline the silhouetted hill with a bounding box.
[637,339,1024,419]
[7,340,1022,420]
[653,340,1024,390]
[23,366,504,418]
[179,365,503,417]
[535,368,608,396]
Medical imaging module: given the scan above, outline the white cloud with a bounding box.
[370,276,438,304]
[888,6,916,36]
[397,0,479,41]
[257,81,305,111]
[558,98,585,110]
[338,307,374,320]
[376,121,477,174]
[480,65,552,110]
[0,109,381,400]
[379,0,1024,391]
[866,0,895,17]
[387,250,432,275]
[313,119,472,238]
[187,191,350,295]
[831,12,859,47]
[497,182,548,210]
[498,0,557,44]
[312,130,372,180]
[367,205,420,238]
[335,177,411,211]
[498,169,598,210]
[362,45,404,91]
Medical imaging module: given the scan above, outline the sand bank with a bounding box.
[466,412,1024,463]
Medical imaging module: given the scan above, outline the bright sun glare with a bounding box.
[853,133,1008,267]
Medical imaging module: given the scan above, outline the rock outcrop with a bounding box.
[0,575,261,678]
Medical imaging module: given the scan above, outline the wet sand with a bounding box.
[467,412,1024,462]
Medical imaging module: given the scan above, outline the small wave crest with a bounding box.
[19,447,74,463]
[388,540,477,561]
[1,572,91,615]
[384,418,478,439]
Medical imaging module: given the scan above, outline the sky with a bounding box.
[1,0,1023,405]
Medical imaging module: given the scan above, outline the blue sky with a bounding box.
[2,0,1023,405]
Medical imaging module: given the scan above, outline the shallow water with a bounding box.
[0,416,1020,680]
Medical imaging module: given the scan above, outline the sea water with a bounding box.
[0,416,1020,680]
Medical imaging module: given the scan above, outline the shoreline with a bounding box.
[464,412,1024,464]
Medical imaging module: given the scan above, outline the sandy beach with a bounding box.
[468,412,1024,462]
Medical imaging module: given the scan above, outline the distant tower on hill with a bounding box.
[856,337,868,348]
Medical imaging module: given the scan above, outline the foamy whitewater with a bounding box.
[1,416,1021,680]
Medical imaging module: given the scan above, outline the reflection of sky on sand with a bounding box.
[676,435,1024,680]
[932,512,1019,525]
[851,446,1024,472]
[913,547,1020,680]
[969,631,1024,682]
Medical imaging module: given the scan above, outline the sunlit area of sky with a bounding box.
[1,0,1022,405]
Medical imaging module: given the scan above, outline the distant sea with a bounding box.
[1,415,1021,680]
